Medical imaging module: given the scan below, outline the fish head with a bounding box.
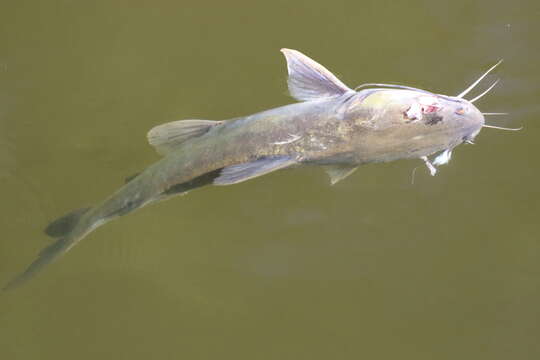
[344,89,486,161]
[402,92,485,143]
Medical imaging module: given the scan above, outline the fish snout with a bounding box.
[451,99,485,142]
[401,94,485,143]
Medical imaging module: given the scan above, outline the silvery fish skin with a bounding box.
[4,49,487,290]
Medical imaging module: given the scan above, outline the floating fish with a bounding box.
[4,49,517,290]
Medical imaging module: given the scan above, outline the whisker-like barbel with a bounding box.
[355,83,432,92]
[354,83,460,102]
[482,124,522,131]
[469,79,500,103]
[457,60,503,98]
[482,112,508,115]
[354,83,441,99]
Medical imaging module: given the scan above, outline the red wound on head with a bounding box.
[422,105,440,113]
[419,96,442,114]
[404,96,443,121]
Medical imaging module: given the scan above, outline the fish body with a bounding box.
[4,49,492,290]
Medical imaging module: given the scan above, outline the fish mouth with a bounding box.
[462,128,482,145]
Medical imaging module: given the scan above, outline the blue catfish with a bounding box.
[4,49,514,290]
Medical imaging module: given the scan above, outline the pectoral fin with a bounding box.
[324,165,358,185]
[214,156,296,185]
[280,48,353,102]
[147,119,223,155]
[432,149,453,166]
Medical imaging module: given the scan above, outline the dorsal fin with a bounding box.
[280,48,353,102]
[147,119,223,155]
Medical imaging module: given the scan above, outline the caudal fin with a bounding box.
[2,237,72,291]
[2,207,91,292]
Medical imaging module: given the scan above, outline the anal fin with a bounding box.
[214,156,296,185]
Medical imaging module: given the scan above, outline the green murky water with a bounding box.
[1,1,539,359]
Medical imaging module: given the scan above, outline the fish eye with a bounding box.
[455,107,466,115]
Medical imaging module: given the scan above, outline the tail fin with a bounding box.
[2,237,72,291]
[2,207,91,292]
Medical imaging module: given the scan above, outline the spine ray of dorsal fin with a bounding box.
[280,48,354,102]
[147,119,223,155]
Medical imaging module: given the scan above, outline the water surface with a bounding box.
[0,1,539,359]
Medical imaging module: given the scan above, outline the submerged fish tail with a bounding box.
[2,163,219,291]
[3,237,72,291]
[2,208,98,292]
